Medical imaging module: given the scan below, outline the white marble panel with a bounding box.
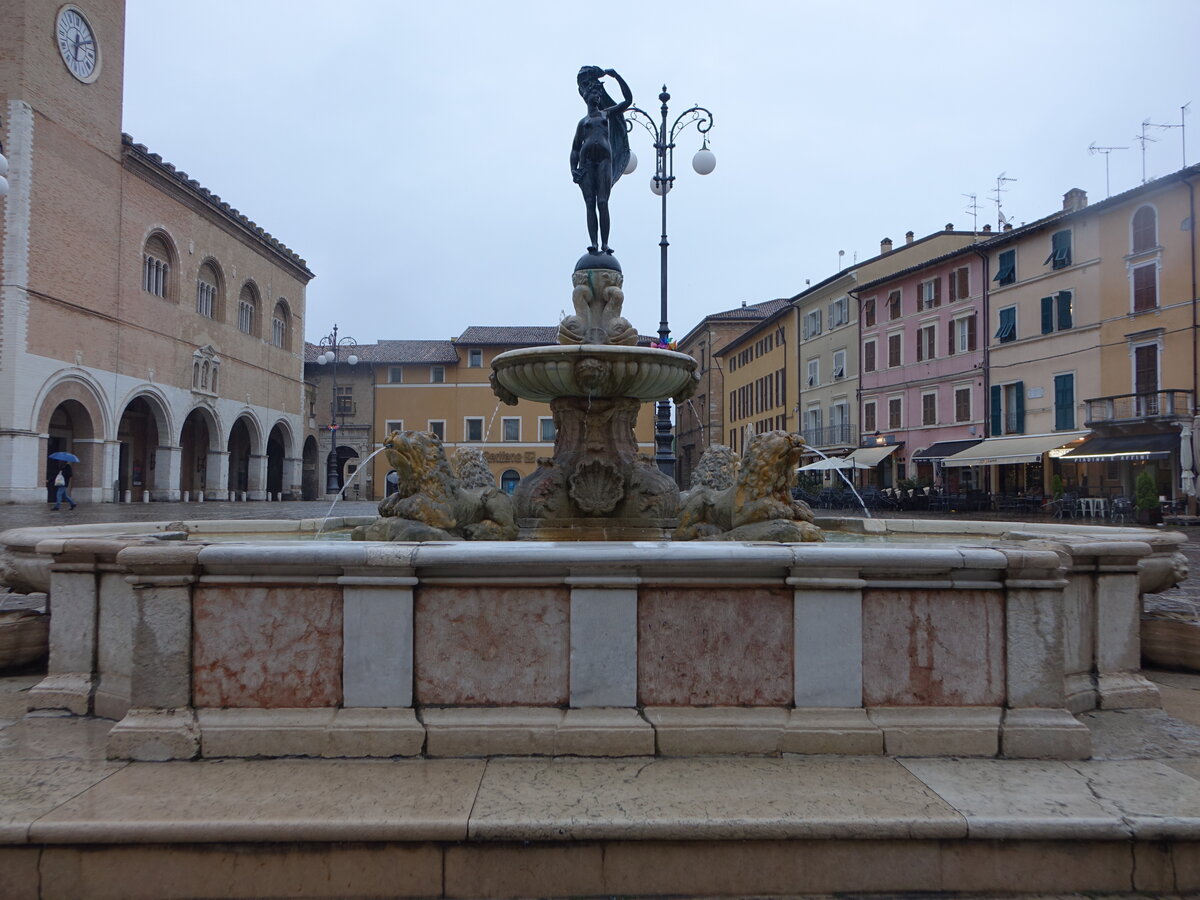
[343,585,413,708]
[570,587,636,708]
[794,589,862,707]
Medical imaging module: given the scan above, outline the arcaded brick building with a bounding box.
[0,0,313,502]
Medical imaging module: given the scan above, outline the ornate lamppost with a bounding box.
[315,324,358,495]
[624,87,715,481]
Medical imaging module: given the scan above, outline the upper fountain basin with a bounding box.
[491,344,698,403]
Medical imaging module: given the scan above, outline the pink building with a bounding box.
[854,245,987,489]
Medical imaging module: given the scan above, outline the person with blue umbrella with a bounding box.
[48,452,79,510]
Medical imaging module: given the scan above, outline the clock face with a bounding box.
[55,6,100,83]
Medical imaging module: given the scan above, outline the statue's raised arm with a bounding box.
[572,66,633,257]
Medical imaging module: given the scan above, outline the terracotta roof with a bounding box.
[455,326,559,345]
[706,298,792,321]
[303,341,459,365]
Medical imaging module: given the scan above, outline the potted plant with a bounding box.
[1135,469,1162,526]
[1051,474,1064,501]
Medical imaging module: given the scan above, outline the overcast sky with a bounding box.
[123,1,1199,347]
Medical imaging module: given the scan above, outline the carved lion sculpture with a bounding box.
[674,430,823,542]
[352,431,518,542]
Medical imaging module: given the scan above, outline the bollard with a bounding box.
[182,491,189,503]
[197,491,204,503]
[123,491,131,504]
[142,492,150,503]
[240,491,248,502]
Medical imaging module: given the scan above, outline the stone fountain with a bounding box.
[0,66,1188,766]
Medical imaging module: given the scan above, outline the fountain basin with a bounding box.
[1,516,1185,761]
[491,344,698,402]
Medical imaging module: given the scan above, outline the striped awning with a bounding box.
[940,432,1087,467]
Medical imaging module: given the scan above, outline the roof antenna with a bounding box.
[1145,104,1190,171]
[991,173,1016,230]
[1088,142,1129,197]
[1135,119,1160,183]
[962,192,980,232]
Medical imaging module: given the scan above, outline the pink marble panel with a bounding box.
[638,588,793,706]
[193,586,342,708]
[414,586,569,706]
[861,589,1004,706]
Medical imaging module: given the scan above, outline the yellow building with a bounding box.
[1063,164,1200,502]
[358,327,658,500]
[674,298,792,486]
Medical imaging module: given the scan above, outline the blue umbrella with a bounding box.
[48,452,80,463]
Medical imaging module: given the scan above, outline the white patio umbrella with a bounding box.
[798,456,871,472]
[1182,419,1197,497]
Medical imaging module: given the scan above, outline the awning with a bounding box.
[846,444,900,467]
[1059,432,1178,463]
[941,432,1087,468]
[911,439,983,460]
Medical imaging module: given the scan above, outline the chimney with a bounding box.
[880,237,893,255]
[1063,188,1088,212]
[741,300,747,307]
[1003,223,1013,231]
[982,224,992,233]
[905,230,914,244]
[945,222,954,231]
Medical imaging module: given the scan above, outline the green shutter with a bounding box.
[1014,382,1026,434]
[1041,297,1054,334]
[1057,291,1073,329]
[1054,374,1075,430]
[990,385,1002,435]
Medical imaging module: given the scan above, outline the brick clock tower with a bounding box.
[0,0,312,504]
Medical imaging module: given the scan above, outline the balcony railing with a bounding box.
[1083,390,1194,426]
[802,423,855,448]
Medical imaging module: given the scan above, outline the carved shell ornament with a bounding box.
[569,458,625,514]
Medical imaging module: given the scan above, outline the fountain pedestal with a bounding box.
[490,267,699,540]
[514,396,679,540]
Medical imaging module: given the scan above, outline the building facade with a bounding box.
[673,298,791,487]
[1,0,312,503]
[855,244,990,489]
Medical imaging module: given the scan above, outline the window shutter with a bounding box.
[1014,382,1026,434]
[948,271,957,300]
[916,330,924,362]
[1041,297,1054,334]
[948,323,956,356]
[990,385,1002,435]
[933,278,941,306]
[967,315,977,351]
[1057,291,1073,329]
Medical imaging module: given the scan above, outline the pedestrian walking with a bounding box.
[52,464,76,510]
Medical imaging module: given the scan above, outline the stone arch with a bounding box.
[227,411,265,498]
[179,404,222,498]
[265,418,295,498]
[302,435,321,500]
[34,372,109,500]
[116,388,174,501]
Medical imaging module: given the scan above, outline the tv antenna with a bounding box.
[1135,119,1160,183]
[1146,102,1191,170]
[991,173,1016,230]
[1088,142,1129,197]
[962,193,980,232]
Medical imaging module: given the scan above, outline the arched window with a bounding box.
[500,469,521,495]
[238,282,259,336]
[1132,206,1157,254]
[271,299,291,350]
[196,260,222,319]
[142,233,173,299]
